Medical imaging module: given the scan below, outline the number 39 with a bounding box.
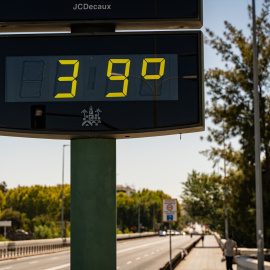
[106,58,165,98]
[54,57,165,99]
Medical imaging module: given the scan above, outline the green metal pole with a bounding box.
[71,138,116,270]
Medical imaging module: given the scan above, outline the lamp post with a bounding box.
[252,0,264,269]
[61,144,70,239]
[222,107,229,240]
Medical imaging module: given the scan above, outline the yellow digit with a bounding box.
[141,58,165,79]
[106,59,130,97]
[55,60,79,98]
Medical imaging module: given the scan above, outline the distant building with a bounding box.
[116,185,135,196]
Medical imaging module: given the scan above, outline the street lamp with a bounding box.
[61,144,70,239]
[252,1,264,269]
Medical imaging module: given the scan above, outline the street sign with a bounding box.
[0,31,204,139]
[0,221,12,227]
[0,0,203,30]
[162,199,178,222]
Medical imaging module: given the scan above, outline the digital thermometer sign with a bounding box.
[0,32,204,139]
[6,54,178,102]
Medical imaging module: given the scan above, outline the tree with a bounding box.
[181,171,224,233]
[0,181,7,195]
[204,0,270,246]
[0,190,5,211]
[0,208,23,231]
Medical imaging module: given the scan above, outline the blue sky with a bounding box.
[0,0,265,199]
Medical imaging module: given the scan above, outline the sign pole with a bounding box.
[71,138,116,270]
[169,222,172,270]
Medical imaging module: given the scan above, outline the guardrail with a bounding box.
[160,236,202,270]
[213,232,270,270]
[0,232,158,260]
[117,232,158,240]
[0,238,70,260]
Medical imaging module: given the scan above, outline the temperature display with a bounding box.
[5,54,178,102]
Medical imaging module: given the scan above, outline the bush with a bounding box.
[34,224,59,239]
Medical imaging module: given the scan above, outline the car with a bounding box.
[159,230,166,236]
[16,229,29,235]
[166,229,175,235]
[174,230,180,235]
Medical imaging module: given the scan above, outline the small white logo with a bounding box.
[73,3,112,10]
[81,106,102,126]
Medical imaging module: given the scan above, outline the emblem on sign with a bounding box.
[81,106,102,126]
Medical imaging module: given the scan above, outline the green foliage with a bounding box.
[1,184,70,238]
[181,171,224,232]
[34,225,59,239]
[201,0,270,247]
[117,189,180,232]
[116,228,122,234]
[0,189,5,211]
[0,208,23,231]
[0,181,8,195]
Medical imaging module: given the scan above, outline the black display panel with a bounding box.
[6,54,178,102]
[0,32,204,139]
[0,0,202,29]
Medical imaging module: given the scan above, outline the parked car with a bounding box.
[16,229,29,235]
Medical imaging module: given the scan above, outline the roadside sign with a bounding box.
[0,0,203,30]
[162,199,178,222]
[0,221,12,227]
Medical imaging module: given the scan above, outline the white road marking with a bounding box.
[127,261,132,264]
[117,239,168,254]
[1,267,13,270]
[43,263,70,270]
[136,257,141,260]
[29,261,39,264]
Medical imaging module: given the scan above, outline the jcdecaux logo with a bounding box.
[73,3,112,10]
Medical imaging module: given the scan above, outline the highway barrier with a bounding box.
[117,232,158,240]
[0,232,158,260]
[159,236,201,270]
[0,238,70,260]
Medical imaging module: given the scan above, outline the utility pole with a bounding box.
[223,107,229,240]
[252,0,264,269]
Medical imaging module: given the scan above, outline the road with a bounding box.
[0,235,200,270]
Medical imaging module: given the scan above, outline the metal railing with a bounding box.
[0,232,158,260]
[0,238,70,260]
[213,232,270,270]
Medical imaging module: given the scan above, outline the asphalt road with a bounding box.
[0,235,200,270]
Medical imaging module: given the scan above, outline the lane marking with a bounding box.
[117,239,168,254]
[127,261,132,264]
[136,257,141,260]
[1,267,13,270]
[43,263,70,270]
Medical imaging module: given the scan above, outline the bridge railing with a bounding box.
[0,232,158,260]
[0,238,70,260]
[213,232,270,270]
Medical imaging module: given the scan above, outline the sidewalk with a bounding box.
[174,235,236,270]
